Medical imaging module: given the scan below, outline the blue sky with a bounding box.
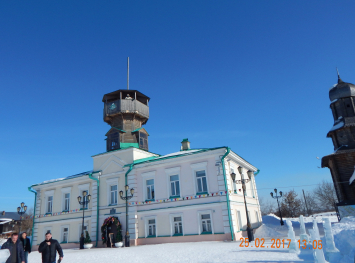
[1,0,355,212]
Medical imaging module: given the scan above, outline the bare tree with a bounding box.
[313,180,338,211]
[16,208,34,235]
[259,197,276,216]
[300,191,319,215]
[280,190,303,217]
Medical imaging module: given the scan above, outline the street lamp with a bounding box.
[270,188,284,225]
[119,185,134,247]
[231,167,254,242]
[17,202,27,233]
[77,191,91,249]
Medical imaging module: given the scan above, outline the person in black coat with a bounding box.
[0,233,25,263]
[19,232,31,263]
[38,232,63,263]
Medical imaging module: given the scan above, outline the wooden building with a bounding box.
[322,75,355,210]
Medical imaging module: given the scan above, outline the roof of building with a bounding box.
[0,212,21,221]
[31,170,92,187]
[31,147,258,187]
[329,76,355,101]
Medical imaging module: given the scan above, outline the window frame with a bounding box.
[191,162,209,195]
[60,225,70,244]
[165,167,181,198]
[197,210,214,235]
[141,171,155,202]
[44,190,55,214]
[106,131,120,151]
[106,177,119,206]
[144,216,157,238]
[61,187,72,212]
[236,210,243,231]
[169,213,184,236]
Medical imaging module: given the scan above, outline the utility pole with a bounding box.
[302,189,310,216]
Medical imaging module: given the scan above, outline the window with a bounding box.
[148,219,156,237]
[107,132,120,151]
[170,175,180,197]
[173,216,183,235]
[82,190,89,209]
[201,214,212,233]
[237,210,243,230]
[64,193,70,211]
[61,187,72,212]
[196,170,208,194]
[146,179,154,200]
[47,196,53,213]
[62,227,69,243]
[61,226,69,243]
[139,132,148,150]
[110,185,118,205]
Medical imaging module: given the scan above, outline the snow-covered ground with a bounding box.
[1,214,353,263]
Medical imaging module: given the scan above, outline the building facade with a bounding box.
[322,75,355,216]
[29,89,261,248]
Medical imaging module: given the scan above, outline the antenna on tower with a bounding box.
[336,67,343,83]
[127,57,130,90]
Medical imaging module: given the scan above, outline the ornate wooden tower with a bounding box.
[102,58,150,152]
[322,74,355,203]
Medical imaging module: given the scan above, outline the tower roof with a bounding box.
[329,75,355,101]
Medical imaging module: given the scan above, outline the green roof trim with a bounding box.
[123,147,225,167]
[181,138,189,142]
[132,127,143,133]
[132,127,149,135]
[120,142,139,149]
[133,156,158,164]
[112,127,126,133]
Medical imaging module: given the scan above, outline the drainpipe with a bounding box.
[28,187,37,247]
[254,169,260,176]
[221,147,234,241]
[124,164,134,246]
[88,171,101,247]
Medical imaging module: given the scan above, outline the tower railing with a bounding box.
[104,99,149,119]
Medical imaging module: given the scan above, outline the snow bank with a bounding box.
[0,249,10,263]
[254,224,283,238]
[331,216,355,262]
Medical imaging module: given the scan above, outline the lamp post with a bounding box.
[119,185,134,247]
[270,188,284,225]
[231,167,254,242]
[77,191,91,249]
[17,202,27,233]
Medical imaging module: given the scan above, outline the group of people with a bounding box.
[1,232,63,263]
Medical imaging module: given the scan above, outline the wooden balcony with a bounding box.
[104,99,149,119]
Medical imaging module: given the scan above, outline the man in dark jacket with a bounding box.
[0,233,25,263]
[19,232,31,263]
[38,232,63,263]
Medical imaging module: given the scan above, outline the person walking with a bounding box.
[19,233,31,263]
[0,233,25,263]
[38,232,63,263]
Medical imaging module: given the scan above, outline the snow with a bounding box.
[25,214,354,263]
[35,171,92,185]
[254,224,283,238]
[349,166,355,185]
[329,121,344,132]
[0,249,10,263]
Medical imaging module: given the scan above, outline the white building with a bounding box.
[29,89,261,248]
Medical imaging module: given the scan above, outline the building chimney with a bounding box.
[181,138,190,151]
